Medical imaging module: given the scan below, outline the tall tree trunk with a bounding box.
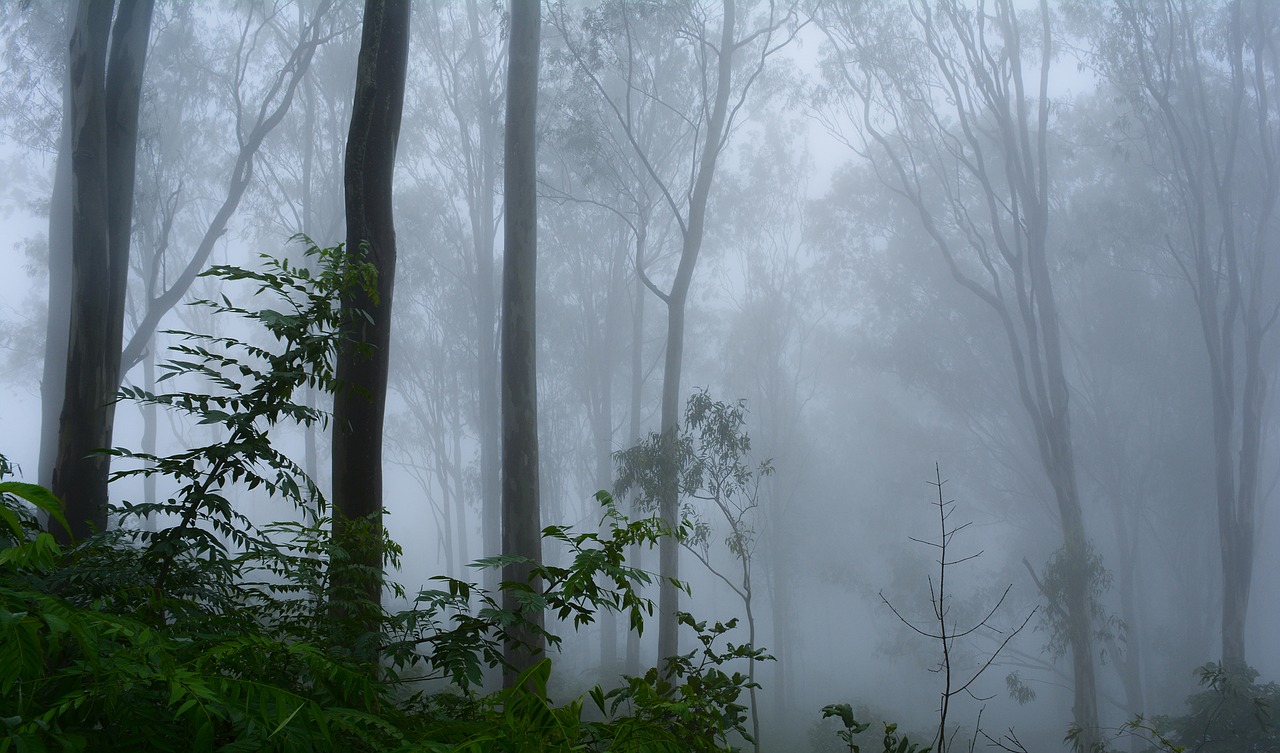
[462,0,504,599]
[332,0,410,624]
[624,215,647,676]
[53,0,153,542]
[1112,0,1277,672]
[500,0,543,687]
[39,95,72,492]
[596,255,622,673]
[654,0,737,667]
[300,66,321,492]
[39,3,75,492]
[140,345,157,532]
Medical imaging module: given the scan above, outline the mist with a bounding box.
[1,2,1278,751]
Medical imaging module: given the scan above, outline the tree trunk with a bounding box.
[39,96,72,492]
[1110,0,1277,673]
[332,0,410,622]
[500,0,543,687]
[654,0,737,667]
[53,0,153,542]
[140,345,157,532]
[596,254,622,673]
[53,0,113,540]
[625,216,647,676]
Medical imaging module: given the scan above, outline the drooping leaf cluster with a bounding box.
[614,388,773,556]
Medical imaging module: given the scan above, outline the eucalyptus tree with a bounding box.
[1083,0,1280,674]
[52,0,154,540]
[332,0,410,619]
[616,390,771,752]
[541,15,683,674]
[1046,90,1229,722]
[115,1,338,377]
[29,1,338,519]
[815,1,1101,744]
[500,0,543,685]
[549,0,800,664]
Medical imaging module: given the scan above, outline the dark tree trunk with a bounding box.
[332,0,410,619]
[500,0,543,687]
[53,0,153,542]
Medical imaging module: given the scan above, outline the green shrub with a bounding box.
[0,241,765,752]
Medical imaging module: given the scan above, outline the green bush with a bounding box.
[1139,663,1279,753]
[0,242,766,752]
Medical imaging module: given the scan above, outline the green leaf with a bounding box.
[0,483,69,538]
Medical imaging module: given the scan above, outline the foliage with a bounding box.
[595,612,771,753]
[1141,663,1279,753]
[821,703,933,753]
[615,389,773,544]
[613,389,774,749]
[1034,541,1119,663]
[0,243,765,751]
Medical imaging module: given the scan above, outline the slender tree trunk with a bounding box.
[39,1,75,492]
[654,0,737,667]
[625,218,647,676]
[597,260,621,673]
[332,0,410,623]
[767,473,794,725]
[452,402,470,572]
[655,294,686,665]
[500,0,543,687]
[300,69,321,492]
[40,100,72,492]
[743,562,760,753]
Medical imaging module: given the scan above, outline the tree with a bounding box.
[877,467,1037,753]
[115,2,337,377]
[52,0,154,541]
[550,0,798,665]
[616,390,773,753]
[36,2,337,507]
[500,0,543,686]
[331,0,410,620]
[540,22,679,675]
[816,0,1101,745]
[1085,0,1280,673]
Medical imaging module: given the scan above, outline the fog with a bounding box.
[2,2,1279,751]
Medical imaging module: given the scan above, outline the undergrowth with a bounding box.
[0,240,767,752]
